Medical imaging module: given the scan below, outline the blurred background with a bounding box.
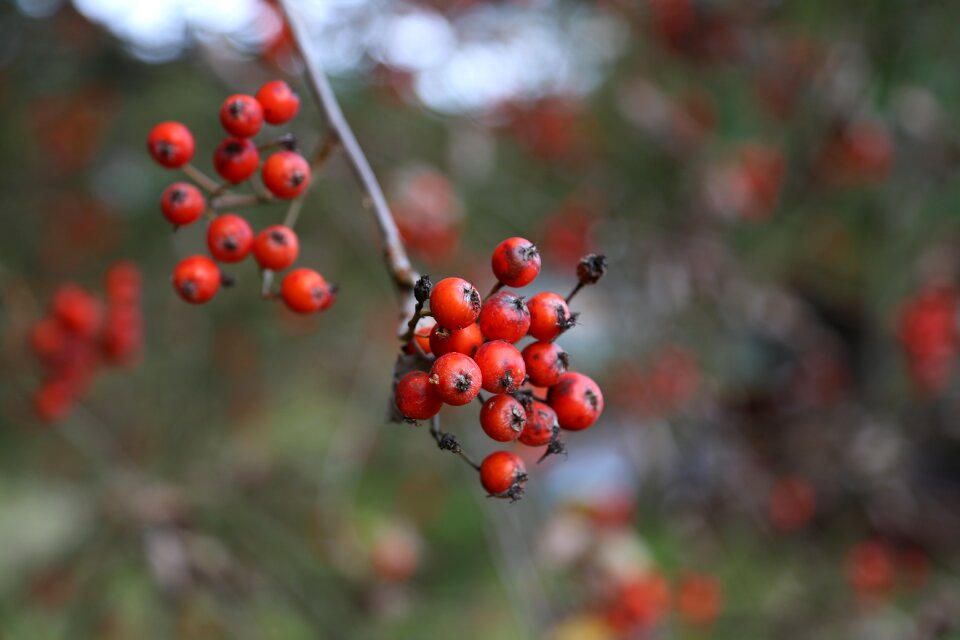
[1,0,960,637]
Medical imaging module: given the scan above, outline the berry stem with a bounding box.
[487,281,504,298]
[398,299,426,345]
[565,282,584,304]
[430,416,481,471]
[261,269,275,299]
[210,192,273,210]
[181,163,225,194]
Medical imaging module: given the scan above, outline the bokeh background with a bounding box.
[2,0,960,638]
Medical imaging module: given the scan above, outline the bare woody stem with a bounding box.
[430,416,481,471]
[182,163,224,194]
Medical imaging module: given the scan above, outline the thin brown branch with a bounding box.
[182,163,224,193]
[210,192,273,210]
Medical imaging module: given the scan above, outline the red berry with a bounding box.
[52,285,102,338]
[429,352,482,406]
[219,94,264,138]
[262,151,310,199]
[147,121,195,168]
[172,255,220,304]
[213,137,260,184]
[33,381,74,423]
[256,80,301,124]
[519,400,558,446]
[104,262,142,306]
[474,340,526,394]
[479,394,526,442]
[160,182,206,227]
[412,317,436,355]
[395,370,443,421]
[102,307,142,365]
[491,237,541,287]
[281,268,333,314]
[428,322,483,358]
[527,291,574,341]
[547,372,603,431]
[30,317,67,362]
[429,277,481,329]
[207,214,254,263]
[479,451,527,498]
[521,341,569,387]
[253,225,299,271]
[478,291,530,343]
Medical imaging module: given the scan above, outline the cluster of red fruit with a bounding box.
[30,262,142,422]
[147,80,335,314]
[897,282,957,396]
[394,238,606,501]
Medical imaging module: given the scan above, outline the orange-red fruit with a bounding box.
[846,540,895,599]
[52,285,102,338]
[213,137,260,184]
[491,237,541,287]
[33,381,74,423]
[519,400,558,446]
[547,372,603,430]
[429,352,482,406]
[30,317,67,362]
[147,121,195,168]
[207,214,254,263]
[478,291,530,343]
[767,476,816,532]
[281,268,333,314]
[522,340,569,387]
[262,151,310,199]
[256,80,301,124]
[253,225,299,271]
[480,451,527,497]
[429,322,483,358]
[172,255,220,304]
[479,394,526,442]
[160,182,206,227]
[104,261,142,306]
[527,291,573,341]
[395,370,443,420]
[429,277,481,329]
[474,340,526,394]
[677,573,723,626]
[219,94,264,138]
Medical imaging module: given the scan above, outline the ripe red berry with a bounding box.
[479,394,526,442]
[413,317,435,354]
[429,352,482,406]
[478,291,531,343]
[281,268,333,314]
[160,182,206,227]
[479,451,527,498]
[30,317,67,362]
[52,285,102,338]
[256,80,301,124]
[253,225,299,271]
[104,261,142,306]
[395,371,443,421]
[219,94,264,138]
[547,372,603,431]
[519,400,558,446]
[102,306,142,365]
[207,214,254,263]
[491,237,541,287]
[172,255,221,304]
[429,277,481,329]
[521,341,569,387]
[527,291,575,341]
[33,381,74,423]
[213,137,260,184]
[147,121,195,168]
[262,151,310,199]
[474,340,526,394]
[428,322,483,358]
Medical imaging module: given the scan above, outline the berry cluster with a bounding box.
[394,238,607,501]
[30,262,143,422]
[147,80,335,314]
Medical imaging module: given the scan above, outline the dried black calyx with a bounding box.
[414,275,433,304]
[220,273,236,288]
[538,433,567,463]
[437,433,462,453]
[577,254,608,285]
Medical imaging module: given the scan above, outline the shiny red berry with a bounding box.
[52,285,102,338]
[429,352,482,406]
[479,393,526,442]
[160,182,206,227]
[172,255,220,304]
[527,291,574,341]
[428,322,484,358]
[474,340,526,394]
[478,291,530,343]
[253,225,299,271]
[104,261,142,306]
[519,400,558,446]
[207,214,254,263]
[395,371,443,421]
[262,151,310,199]
[521,341,569,387]
[429,277,481,329]
[547,372,603,431]
[213,137,260,184]
[281,268,333,314]
[256,80,301,124]
[147,121,195,168]
[480,451,527,498]
[491,237,541,288]
[219,94,264,138]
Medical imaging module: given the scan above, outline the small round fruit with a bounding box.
[519,400,558,446]
[160,182,206,226]
[219,94,264,138]
[147,121,195,168]
[491,237,541,287]
[429,322,484,358]
[395,371,443,421]
[256,80,301,124]
[429,352,482,406]
[527,291,574,341]
[104,261,142,305]
[474,340,526,394]
[52,285,102,338]
[547,372,603,431]
[480,451,527,498]
[281,268,333,314]
[262,151,310,199]
[213,137,260,184]
[253,225,299,271]
[429,277,481,329]
[478,291,530,343]
[413,317,436,354]
[172,255,221,304]
[479,394,526,442]
[522,341,569,387]
[30,317,66,362]
[207,214,254,263]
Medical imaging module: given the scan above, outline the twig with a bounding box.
[430,416,481,471]
[210,192,273,210]
[182,163,224,194]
